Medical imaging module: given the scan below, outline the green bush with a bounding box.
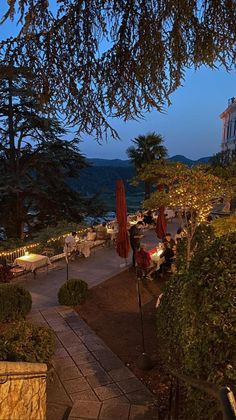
[157,232,236,419]
[58,278,89,306]
[0,320,55,363]
[175,223,215,272]
[0,284,32,322]
[212,213,236,237]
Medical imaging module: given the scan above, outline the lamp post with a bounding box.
[65,243,69,281]
[135,272,153,370]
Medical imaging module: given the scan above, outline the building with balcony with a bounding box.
[220,97,236,152]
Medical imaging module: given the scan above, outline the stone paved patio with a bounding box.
[28,306,159,419]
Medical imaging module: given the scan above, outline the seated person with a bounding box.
[162,233,175,250]
[136,211,144,222]
[96,222,111,244]
[143,210,154,226]
[86,226,96,241]
[135,244,156,280]
[159,243,175,274]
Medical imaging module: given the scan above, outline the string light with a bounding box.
[0,228,89,259]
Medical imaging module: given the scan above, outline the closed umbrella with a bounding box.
[155,206,167,239]
[116,180,130,259]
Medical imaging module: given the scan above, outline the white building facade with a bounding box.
[220,98,236,152]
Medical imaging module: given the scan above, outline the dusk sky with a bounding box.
[2,3,236,160]
[79,67,236,160]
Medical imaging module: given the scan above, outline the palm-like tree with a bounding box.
[127,132,168,199]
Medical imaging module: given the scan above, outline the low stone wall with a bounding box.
[0,361,47,420]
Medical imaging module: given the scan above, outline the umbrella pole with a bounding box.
[137,276,145,352]
[135,273,153,370]
[66,244,69,281]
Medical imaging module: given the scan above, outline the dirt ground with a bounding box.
[76,269,171,417]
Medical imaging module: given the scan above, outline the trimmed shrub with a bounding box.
[157,232,236,419]
[212,213,236,237]
[0,284,32,322]
[0,320,55,363]
[58,278,89,306]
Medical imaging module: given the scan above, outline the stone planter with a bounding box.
[0,361,47,420]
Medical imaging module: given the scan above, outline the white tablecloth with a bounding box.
[14,254,51,272]
[150,249,165,270]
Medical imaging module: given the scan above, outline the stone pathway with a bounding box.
[28,306,159,420]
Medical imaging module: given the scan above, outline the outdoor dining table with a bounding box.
[76,240,94,258]
[14,253,51,272]
[149,248,165,271]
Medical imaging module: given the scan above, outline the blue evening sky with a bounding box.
[79,67,236,160]
[1,3,236,160]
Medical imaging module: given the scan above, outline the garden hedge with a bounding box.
[58,278,89,306]
[0,284,32,322]
[157,232,236,419]
[0,321,55,363]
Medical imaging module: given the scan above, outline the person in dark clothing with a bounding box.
[162,233,175,250]
[129,221,144,267]
[143,210,154,226]
[159,243,175,274]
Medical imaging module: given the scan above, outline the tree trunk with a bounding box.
[144,181,151,199]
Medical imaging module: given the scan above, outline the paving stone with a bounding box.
[46,402,71,420]
[67,343,88,355]
[46,370,72,406]
[108,367,135,382]
[78,361,105,377]
[69,400,101,419]
[52,356,77,369]
[70,388,99,403]
[56,364,83,381]
[99,400,130,420]
[92,350,113,362]
[106,395,130,404]
[129,404,159,419]
[117,377,146,394]
[80,334,104,345]
[74,326,94,337]
[86,371,114,388]
[57,330,82,347]
[64,377,90,394]
[87,343,107,352]
[54,347,69,359]
[72,352,98,366]
[99,356,124,371]
[51,323,72,332]
[126,389,157,405]
[94,383,123,401]
[54,336,65,349]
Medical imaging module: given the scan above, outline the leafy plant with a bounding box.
[0,265,13,283]
[0,320,55,363]
[157,232,236,419]
[58,278,89,306]
[0,284,32,322]
[212,213,236,237]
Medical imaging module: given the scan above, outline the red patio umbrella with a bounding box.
[155,206,167,239]
[116,179,130,259]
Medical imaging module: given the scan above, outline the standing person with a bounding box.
[129,221,144,267]
[64,231,77,260]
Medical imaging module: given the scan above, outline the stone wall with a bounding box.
[0,361,47,420]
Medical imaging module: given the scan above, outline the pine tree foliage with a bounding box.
[0,64,88,238]
[1,1,236,140]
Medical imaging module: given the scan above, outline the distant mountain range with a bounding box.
[71,155,211,212]
[87,155,211,167]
